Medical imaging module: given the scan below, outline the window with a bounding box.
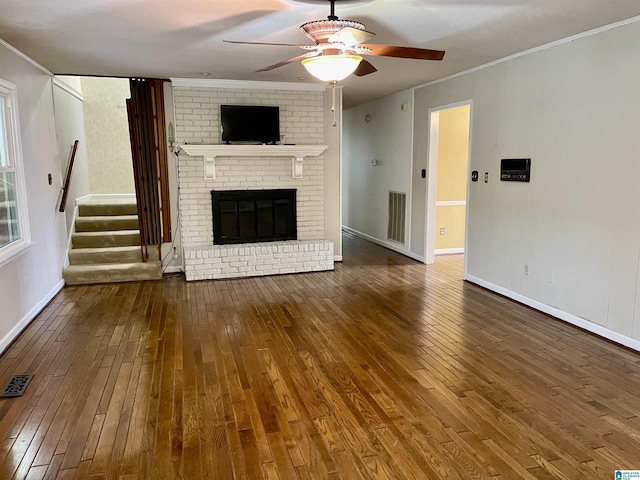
[0,78,30,265]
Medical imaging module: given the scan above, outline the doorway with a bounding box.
[425,101,472,268]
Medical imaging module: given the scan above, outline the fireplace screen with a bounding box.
[211,189,297,244]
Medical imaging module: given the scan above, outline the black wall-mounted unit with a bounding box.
[500,158,531,182]
[220,105,280,144]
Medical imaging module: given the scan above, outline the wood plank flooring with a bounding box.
[1,232,640,479]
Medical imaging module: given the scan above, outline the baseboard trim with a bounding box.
[342,226,425,263]
[162,266,184,274]
[0,279,65,354]
[63,204,78,269]
[435,248,464,255]
[465,274,640,353]
[76,193,136,203]
[334,255,343,262]
[75,194,93,204]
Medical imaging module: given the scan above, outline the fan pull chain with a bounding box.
[331,81,337,127]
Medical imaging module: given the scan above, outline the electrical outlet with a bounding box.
[524,264,529,276]
[440,228,445,235]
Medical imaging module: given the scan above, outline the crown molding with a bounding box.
[53,77,84,101]
[0,37,53,76]
[170,77,328,91]
[415,15,640,91]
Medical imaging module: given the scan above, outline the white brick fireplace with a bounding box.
[172,79,339,281]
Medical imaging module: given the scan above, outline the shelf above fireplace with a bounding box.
[180,144,329,179]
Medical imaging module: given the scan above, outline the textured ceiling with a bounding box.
[0,0,639,107]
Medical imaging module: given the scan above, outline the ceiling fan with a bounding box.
[224,0,445,82]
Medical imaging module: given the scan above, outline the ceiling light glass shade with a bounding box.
[301,54,363,82]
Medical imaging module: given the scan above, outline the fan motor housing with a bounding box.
[300,19,365,43]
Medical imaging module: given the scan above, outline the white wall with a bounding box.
[0,41,66,352]
[433,105,470,253]
[81,77,135,194]
[52,77,91,235]
[171,80,343,258]
[323,86,343,260]
[174,85,325,244]
[161,82,182,271]
[343,18,640,349]
[343,90,414,254]
[411,19,640,346]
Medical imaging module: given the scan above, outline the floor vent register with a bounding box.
[0,374,34,397]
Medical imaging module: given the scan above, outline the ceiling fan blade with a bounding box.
[359,44,445,61]
[328,26,375,47]
[354,59,377,77]
[256,52,316,72]
[224,39,312,49]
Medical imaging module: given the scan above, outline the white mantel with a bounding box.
[180,144,329,179]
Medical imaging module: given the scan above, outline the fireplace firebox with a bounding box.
[211,189,297,245]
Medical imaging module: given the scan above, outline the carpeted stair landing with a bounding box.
[63,201,162,285]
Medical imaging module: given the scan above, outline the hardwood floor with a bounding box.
[1,233,640,479]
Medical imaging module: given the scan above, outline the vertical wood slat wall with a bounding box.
[126,78,171,260]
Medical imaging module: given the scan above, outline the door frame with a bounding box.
[425,100,473,277]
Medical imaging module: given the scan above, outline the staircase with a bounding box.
[63,200,162,285]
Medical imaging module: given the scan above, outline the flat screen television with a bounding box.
[220,105,280,144]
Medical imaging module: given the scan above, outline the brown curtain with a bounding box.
[126,78,171,261]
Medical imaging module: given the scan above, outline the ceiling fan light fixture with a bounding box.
[302,54,362,82]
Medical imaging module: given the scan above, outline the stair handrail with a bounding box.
[59,140,79,213]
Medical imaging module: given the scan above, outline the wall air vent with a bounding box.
[387,191,406,244]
